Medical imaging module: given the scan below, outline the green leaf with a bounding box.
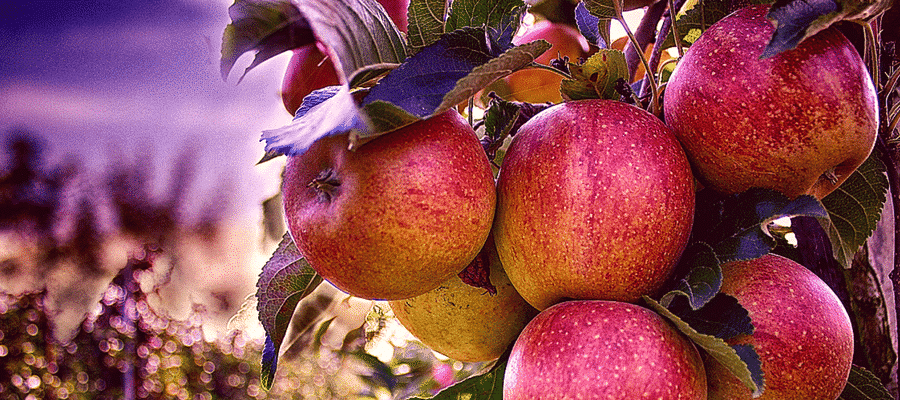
[435,39,552,114]
[582,0,618,19]
[295,0,407,85]
[839,365,894,400]
[575,1,607,48]
[256,233,323,389]
[560,49,628,101]
[413,359,506,400]
[445,0,525,33]
[644,296,764,397]
[408,0,448,52]
[357,100,421,146]
[220,0,313,82]
[763,0,893,58]
[666,293,754,340]
[661,0,730,49]
[660,242,722,310]
[819,150,888,268]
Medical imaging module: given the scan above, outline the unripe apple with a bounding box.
[664,5,878,199]
[505,20,590,104]
[494,99,695,310]
[282,110,496,300]
[389,236,538,362]
[281,44,341,115]
[706,254,854,399]
[504,300,708,400]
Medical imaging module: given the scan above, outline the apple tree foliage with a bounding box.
[221,0,900,397]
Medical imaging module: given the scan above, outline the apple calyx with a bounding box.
[457,247,497,295]
[307,168,340,201]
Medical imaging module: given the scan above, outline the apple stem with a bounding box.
[823,169,839,185]
[308,169,340,201]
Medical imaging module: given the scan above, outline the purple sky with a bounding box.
[1,0,294,221]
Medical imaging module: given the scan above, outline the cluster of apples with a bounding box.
[280,3,875,400]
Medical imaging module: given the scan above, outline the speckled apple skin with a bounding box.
[389,236,538,362]
[664,5,877,199]
[504,300,707,400]
[706,254,854,399]
[282,110,496,301]
[494,99,695,310]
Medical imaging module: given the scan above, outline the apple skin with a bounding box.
[706,254,854,399]
[504,300,708,400]
[376,0,409,32]
[389,236,538,362]
[281,44,341,115]
[663,4,878,199]
[505,20,590,104]
[282,110,496,301]
[494,99,695,310]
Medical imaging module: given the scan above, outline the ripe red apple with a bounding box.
[282,110,496,300]
[664,5,878,199]
[706,254,854,399]
[505,20,590,104]
[493,99,695,310]
[376,0,409,32]
[389,236,538,362]
[504,300,708,399]
[281,44,341,115]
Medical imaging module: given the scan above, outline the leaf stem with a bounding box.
[528,62,572,79]
[617,9,659,114]
[862,21,880,91]
[668,0,685,58]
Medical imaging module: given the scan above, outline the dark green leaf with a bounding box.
[256,233,323,389]
[819,150,888,268]
[295,0,407,84]
[560,49,628,101]
[413,358,506,400]
[575,2,607,48]
[660,242,722,309]
[661,0,730,49]
[763,0,893,58]
[220,0,313,82]
[408,0,448,52]
[693,188,827,263]
[445,0,525,33]
[644,296,764,397]
[839,365,894,399]
[362,27,501,118]
[666,293,753,340]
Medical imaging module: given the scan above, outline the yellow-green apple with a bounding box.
[664,5,878,199]
[505,20,590,104]
[504,300,708,399]
[282,110,496,300]
[706,254,854,399]
[494,99,695,310]
[389,236,538,362]
[281,44,341,115]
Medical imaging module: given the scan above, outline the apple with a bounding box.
[281,44,341,115]
[505,20,591,104]
[705,254,854,399]
[504,300,708,399]
[282,110,496,300]
[389,236,538,362]
[493,99,695,310]
[663,4,878,199]
[376,0,410,32]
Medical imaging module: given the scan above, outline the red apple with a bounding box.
[664,5,878,199]
[282,110,496,300]
[504,300,708,399]
[281,44,341,115]
[706,254,854,399]
[493,99,695,310]
[376,0,409,32]
[389,236,538,362]
[505,20,591,104]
